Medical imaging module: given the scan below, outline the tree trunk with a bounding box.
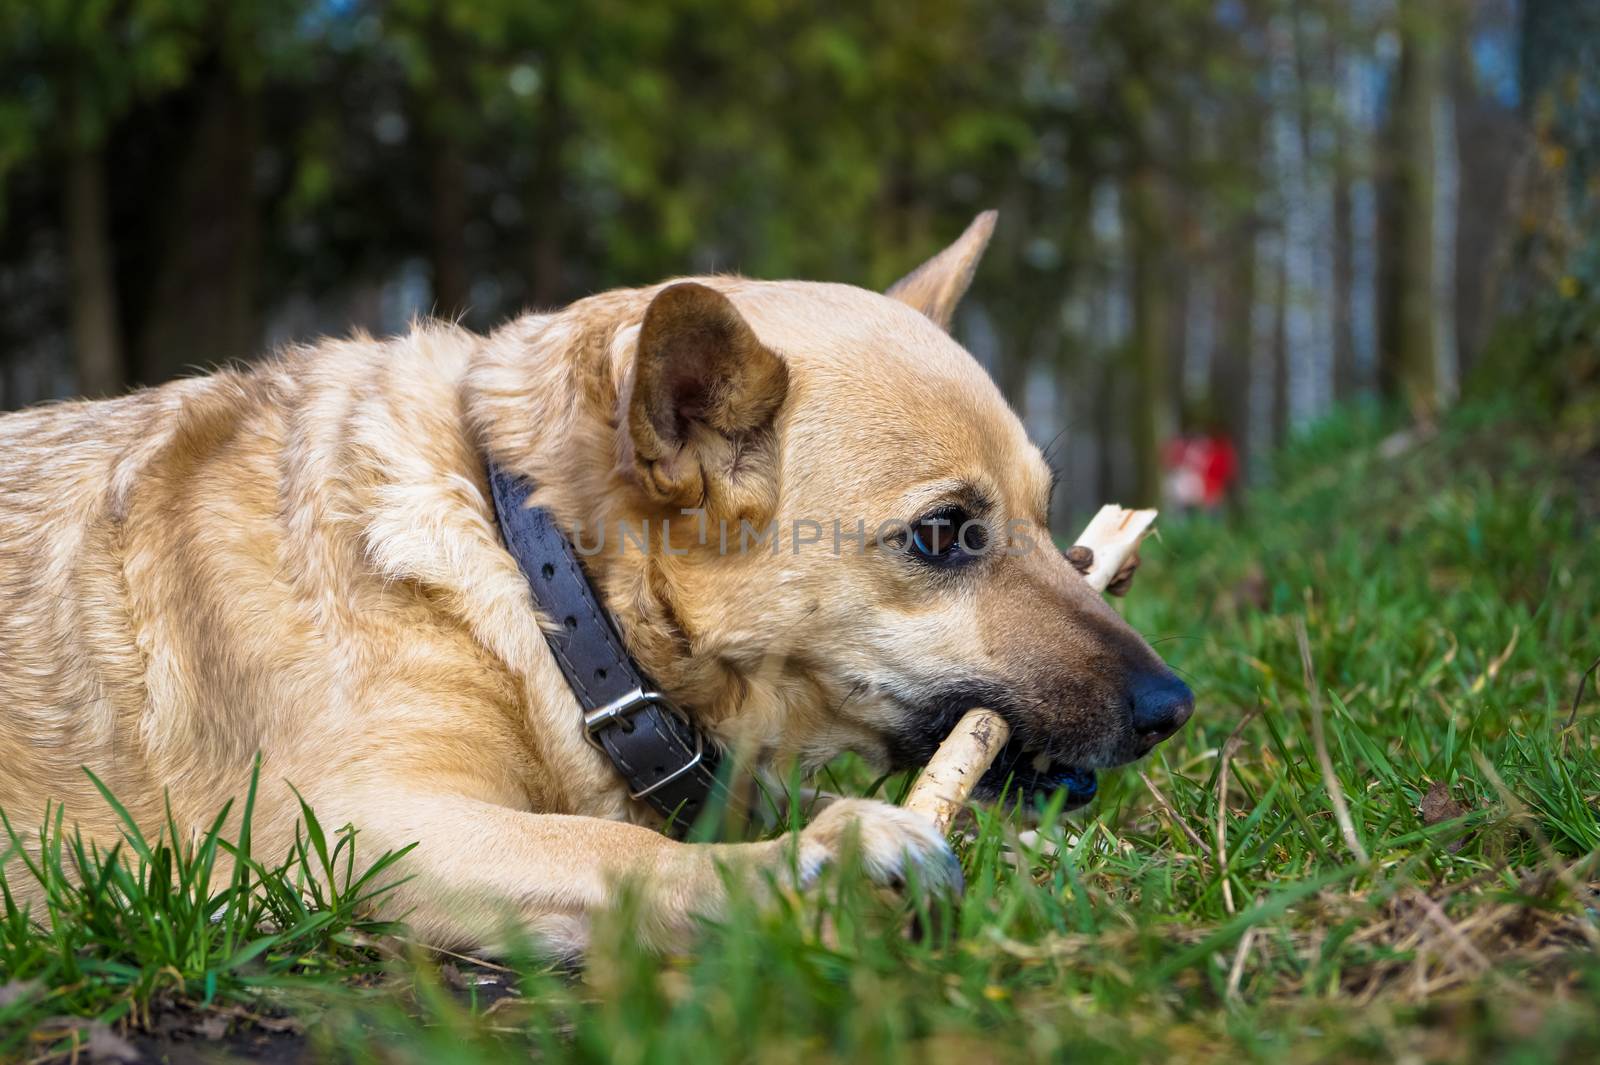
[135,67,260,384]
[1168,107,1195,418]
[1452,34,1521,377]
[1381,0,1441,422]
[1214,226,1255,482]
[1431,8,1464,404]
[1272,272,1289,448]
[420,14,473,320]
[1126,166,1170,507]
[1332,135,1357,403]
[1094,360,1119,509]
[528,59,569,307]
[1213,95,1263,485]
[429,139,471,318]
[996,312,1035,415]
[65,141,125,397]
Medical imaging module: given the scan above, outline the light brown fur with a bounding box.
[0,214,1184,956]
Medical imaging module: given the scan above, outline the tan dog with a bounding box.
[0,213,1191,955]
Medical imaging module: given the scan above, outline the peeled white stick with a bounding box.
[902,505,1159,833]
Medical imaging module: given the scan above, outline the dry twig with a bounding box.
[1215,708,1260,916]
[1562,652,1600,737]
[1138,771,1216,861]
[1296,616,1369,866]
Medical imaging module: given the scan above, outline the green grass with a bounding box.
[3,392,1598,1063]
[0,761,411,1060]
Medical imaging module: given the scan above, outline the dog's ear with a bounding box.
[886,210,997,331]
[628,282,789,508]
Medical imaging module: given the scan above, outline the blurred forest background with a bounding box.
[1,0,1596,521]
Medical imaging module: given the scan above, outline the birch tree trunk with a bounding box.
[1338,22,1385,401]
[1431,13,1462,406]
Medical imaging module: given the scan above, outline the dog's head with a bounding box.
[558,213,1192,808]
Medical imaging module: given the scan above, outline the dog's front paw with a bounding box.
[792,798,963,896]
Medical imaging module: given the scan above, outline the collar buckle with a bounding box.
[583,687,707,801]
[582,687,667,737]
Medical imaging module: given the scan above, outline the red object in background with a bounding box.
[1199,434,1237,505]
[1164,433,1238,509]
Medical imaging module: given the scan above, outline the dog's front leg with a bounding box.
[341,793,961,957]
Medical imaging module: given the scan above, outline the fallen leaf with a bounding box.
[1420,781,1471,853]
[1420,781,1468,826]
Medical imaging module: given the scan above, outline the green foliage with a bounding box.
[1470,269,1600,456]
[0,0,205,163]
[0,0,1338,309]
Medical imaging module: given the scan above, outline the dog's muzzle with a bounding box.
[884,683,1105,811]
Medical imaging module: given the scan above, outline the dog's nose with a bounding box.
[1129,671,1194,750]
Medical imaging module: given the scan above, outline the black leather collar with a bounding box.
[488,464,722,832]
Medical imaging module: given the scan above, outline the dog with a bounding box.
[0,212,1193,956]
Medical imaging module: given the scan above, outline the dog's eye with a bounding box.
[908,506,986,566]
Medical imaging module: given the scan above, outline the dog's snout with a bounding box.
[1129,671,1194,750]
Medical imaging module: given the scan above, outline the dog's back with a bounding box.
[1,373,289,836]
[0,330,553,858]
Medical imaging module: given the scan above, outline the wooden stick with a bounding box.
[902,505,1159,833]
[1073,505,1159,594]
[899,705,1011,835]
